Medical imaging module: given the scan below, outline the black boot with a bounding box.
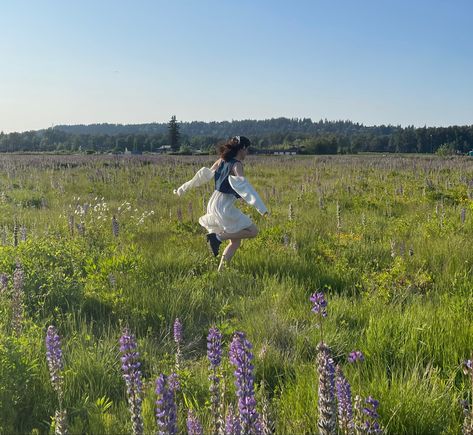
[206,233,222,257]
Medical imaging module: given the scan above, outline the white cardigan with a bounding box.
[174,167,268,215]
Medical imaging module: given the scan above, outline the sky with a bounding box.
[1,0,472,132]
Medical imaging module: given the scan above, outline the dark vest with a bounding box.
[214,158,241,198]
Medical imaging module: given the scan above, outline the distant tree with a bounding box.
[168,115,180,151]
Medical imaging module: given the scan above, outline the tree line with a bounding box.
[1,118,472,154]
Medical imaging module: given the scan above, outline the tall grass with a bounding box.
[0,153,472,433]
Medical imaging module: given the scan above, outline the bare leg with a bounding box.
[218,239,241,272]
[218,224,258,241]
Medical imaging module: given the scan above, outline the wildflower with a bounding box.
[174,318,183,370]
[119,328,144,435]
[155,374,178,435]
[0,273,8,293]
[207,327,223,434]
[168,372,180,392]
[53,409,68,435]
[207,327,223,368]
[13,220,18,247]
[316,342,336,435]
[361,396,383,434]
[310,292,327,317]
[258,382,274,435]
[462,359,473,434]
[11,263,24,335]
[463,359,473,375]
[225,405,242,435]
[173,318,182,344]
[112,215,119,237]
[46,325,68,435]
[335,365,354,435]
[186,410,203,435]
[229,331,261,434]
[46,325,64,397]
[348,351,364,364]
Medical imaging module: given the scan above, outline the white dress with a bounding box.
[199,190,253,234]
[174,167,267,234]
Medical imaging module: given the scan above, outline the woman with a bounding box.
[174,136,268,271]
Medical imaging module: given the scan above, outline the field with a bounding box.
[0,153,472,434]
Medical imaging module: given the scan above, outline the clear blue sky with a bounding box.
[1,0,472,132]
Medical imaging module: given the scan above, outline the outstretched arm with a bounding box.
[228,174,268,215]
[174,166,214,196]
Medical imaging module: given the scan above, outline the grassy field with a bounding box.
[0,153,472,434]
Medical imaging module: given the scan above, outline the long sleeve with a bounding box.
[174,167,214,196]
[228,175,268,215]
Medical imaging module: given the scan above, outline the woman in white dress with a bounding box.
[174,136,268,271]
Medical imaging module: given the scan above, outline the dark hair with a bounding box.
[218,136,251,161]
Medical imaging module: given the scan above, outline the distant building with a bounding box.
[156,145,172,154]
[255,147,300,155]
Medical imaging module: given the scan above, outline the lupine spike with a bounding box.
[174,318,183,371]
[335,365,354,435]
[229,331,261,435]
[54,409,68,435]
[462,359,473,435]
[13,220,18,247]
[46,325,64,398]
[359,396,383,434]
[155,374,178,435]
[317,342,337,435]
[11,263,25,335]
[46,326,67,435]
[208,327,223,434]
[187,409,203,435]
[258,382,274,435]
[112,215,119,237]
[225,405,242,435]
[119,328,144,435]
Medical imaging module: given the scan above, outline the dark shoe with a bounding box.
[206,233,221,257]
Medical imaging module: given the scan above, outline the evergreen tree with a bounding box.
[168,115,180,151]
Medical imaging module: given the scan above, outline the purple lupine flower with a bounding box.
[186,410,203,435]
[112,215,119,237]
[316,342,336,435]
[119,328,144,435]
[348,351,365,364]
[173,318,182,343]
[168,372,181,392]
[46,325,64,398]
[229,331,261,434]
[54,409,68,435]
[361,396,383,434]
[0,273,8,293]
[335,365,354,435]
[207,327,223,434]
[11,264,24,335]
[207,327,223,367]
[463,359,473,375]
[225,405,242,435]
[259,382,274,435]
[155,374,178,435]
[461,398,473,435]
[174,318,183,370]
[310,292,327,317]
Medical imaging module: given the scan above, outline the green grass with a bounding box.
[0,153,472,433]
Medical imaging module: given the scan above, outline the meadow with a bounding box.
[0,153,472,434]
